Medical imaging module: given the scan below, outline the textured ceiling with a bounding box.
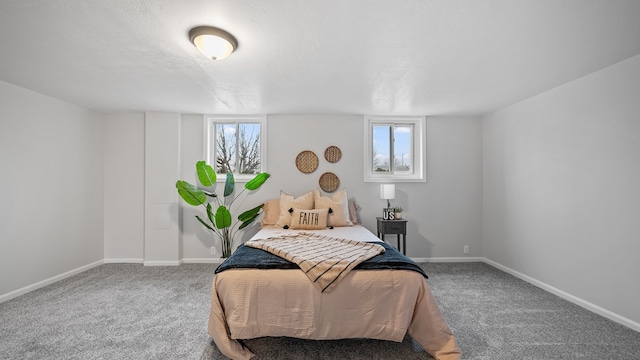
[1,0,639,115]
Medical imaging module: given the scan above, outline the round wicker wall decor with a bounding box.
[324,146,342,163]
[319,172,340,193]
[295,150,319,174]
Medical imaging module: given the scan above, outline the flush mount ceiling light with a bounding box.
[189,26,238,61]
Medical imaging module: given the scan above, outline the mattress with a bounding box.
[248,224,383,243]
[207,225,461,360]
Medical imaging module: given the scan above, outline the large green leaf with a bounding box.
[244,172,271,190]
[238,204,264,230]
[238,204,263,222]
[224,172,235,197]
[215,206,232,229]
[238,214,260,230]
[195,215,214,231]
[202,189,217,198]
[176,181,206,206]
[206,203,215,227]
[196,161,216,186]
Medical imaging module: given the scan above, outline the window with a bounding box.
[364,115,425,182]
[205,115,267,181]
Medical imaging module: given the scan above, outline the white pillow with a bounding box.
[275,191,314,228]
[313,188,353,227]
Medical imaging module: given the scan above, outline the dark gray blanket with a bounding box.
[215,241,427,278]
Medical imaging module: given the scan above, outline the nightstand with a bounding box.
[376,217,408,255]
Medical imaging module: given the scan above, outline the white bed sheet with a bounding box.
[250,224,382,243]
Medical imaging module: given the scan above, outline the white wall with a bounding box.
[179,114,483,260]
[103,113,144,262]
[0,80,104,298]
[144,112,181,265]
[179,114,212,260]
[483,54,640,327]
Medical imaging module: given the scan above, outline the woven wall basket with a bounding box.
[319,172,340,192]
[295,150,319,173]
[324,146,342,163]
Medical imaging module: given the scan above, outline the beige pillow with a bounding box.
[260,198,280,227]
[290,208,329,230]
[313,188,353,227]
[275,191,314,228]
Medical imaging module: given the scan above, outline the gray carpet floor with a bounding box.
[1,262,639,359]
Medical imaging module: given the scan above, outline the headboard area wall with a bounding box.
[178,114,483,261]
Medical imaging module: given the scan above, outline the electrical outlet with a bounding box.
[210,247,216,255]
[463,245,469,254]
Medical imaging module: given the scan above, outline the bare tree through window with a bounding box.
[215,123,261,175]
[216,124,235,173]
[236,125,260,174]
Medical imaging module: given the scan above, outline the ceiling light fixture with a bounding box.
[189,26,238,61]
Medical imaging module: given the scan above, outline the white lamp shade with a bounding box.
[380,184,395,200]
[193,34,234,60]
[189,26,238,61]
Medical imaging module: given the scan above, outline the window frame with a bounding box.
[204,115,267,182]
[363,115,426,182]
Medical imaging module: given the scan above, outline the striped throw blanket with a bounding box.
[245,233,385,293]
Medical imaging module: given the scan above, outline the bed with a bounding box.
[207,224,461,360]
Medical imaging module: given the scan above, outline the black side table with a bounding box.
[376,217,408,255]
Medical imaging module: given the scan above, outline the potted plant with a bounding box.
[175,160,270,257]
[393,206,404,219]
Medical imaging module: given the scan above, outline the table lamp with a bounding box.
[380,184,395,219]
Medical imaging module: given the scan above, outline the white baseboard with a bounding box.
[0,260,103,304]
[411,256,484,263]
[104,258,223,265]
[181,258,224,264]
[104,258,144,264]
[483,258,640,333]
[143,260,181,266]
